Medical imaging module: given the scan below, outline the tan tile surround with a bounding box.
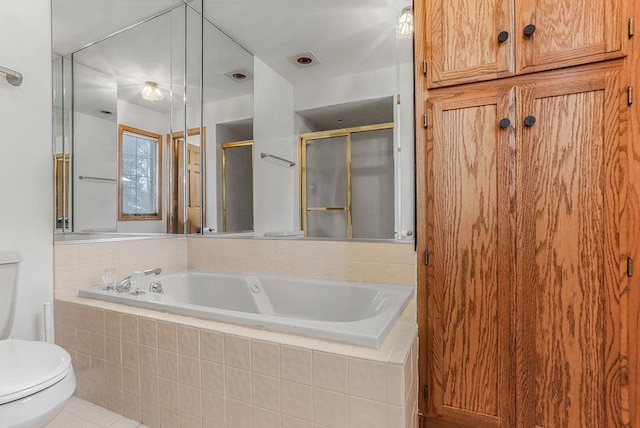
[53,236,418,427]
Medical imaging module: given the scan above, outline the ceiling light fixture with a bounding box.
[397,6,414,40]
[289,51,321,68]
[225,69,253,82]
[141,81,164,102]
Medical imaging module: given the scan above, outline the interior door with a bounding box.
[422,87,515,427]
[167,129,205,234]
[515,70,627,428]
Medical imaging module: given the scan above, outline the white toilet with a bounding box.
[0,251,76,427]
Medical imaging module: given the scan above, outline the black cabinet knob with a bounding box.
[497,31,509,42]
[499,118,511,128]
[524,116,536,127]
[523,24,536,36]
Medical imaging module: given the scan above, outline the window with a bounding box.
[118,124,162,220]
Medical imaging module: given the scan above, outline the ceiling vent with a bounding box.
[225,69,253,82]
[289,51,321,68]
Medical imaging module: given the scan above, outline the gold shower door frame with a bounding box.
[299,122,393,238]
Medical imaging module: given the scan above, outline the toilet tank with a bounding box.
[0,252,20,340]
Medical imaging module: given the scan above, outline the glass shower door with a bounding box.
[303,135,350,238]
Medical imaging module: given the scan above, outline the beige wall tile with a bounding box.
[90,357,106,383]
[348,358,387,403]
[252,406,281,428]
[226,398,252,427]
[158,322,177,352]
[159,378,180,410]
[252,340,280,377]
[121,315,138,342]
[313,351,347,393]
[349,396,387,428]
[122,366,140,395]
[282,415,313,428]
[282,380,312,421]
[251,374,280,412]
[178,325,200,357]
[90,380,109,409]
[139,318,157,348]
[76,329,91,355]
[180,413,203,428]
[202,391,225,426]
[55,244,79,267]
[105,311,121,338]
[160,406,180,428]
[200,329,224,364]
[141,373,159,403]
[178,354,201,388]
[141,399,160,428]
[224,335,251,370]
[90,333,105,359]
[225,367,251,403]
[139,345,158,376]
[122,340,139,370]
[106,387,124,415]
[179,384,202,418]
[313,388,348,428]
[158,350,178,381]
[105,362,122,390]
[105,337,121,365]
[201,361,225,395]
[124,392,142,422]
[281,346,312,386]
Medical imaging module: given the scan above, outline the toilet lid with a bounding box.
[0,339,72,405]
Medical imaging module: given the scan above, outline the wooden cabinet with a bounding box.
[422,0,627,88]
[419,64,628,427]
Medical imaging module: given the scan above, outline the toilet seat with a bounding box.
[0,339,72,404]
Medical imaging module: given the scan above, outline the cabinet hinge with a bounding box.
[423,60,427,76]
[396,93,401,105]
[423,114,428,129]
[423,384,429,401]
[629,17,634,38]
[628,86,633,106]
[424,250,430,266]
[627,257,634,277]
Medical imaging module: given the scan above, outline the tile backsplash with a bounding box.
[54,237,188,298]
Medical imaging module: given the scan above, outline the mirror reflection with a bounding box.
[52,0,413,241]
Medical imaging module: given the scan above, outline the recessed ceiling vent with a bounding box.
[289,51,321,68]
[225,69,253,82]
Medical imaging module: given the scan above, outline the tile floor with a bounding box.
[47,396,149,428]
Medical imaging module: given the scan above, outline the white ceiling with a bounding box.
[52,0,412,116]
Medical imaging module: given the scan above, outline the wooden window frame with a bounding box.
[118,124,163,221]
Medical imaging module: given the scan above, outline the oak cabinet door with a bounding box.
[515,70,628,428]
[421,0,626,88]
[425,88,516,427]
[424,0,514,88]
[516,0,626,74]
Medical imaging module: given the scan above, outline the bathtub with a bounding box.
[78,270,414,348]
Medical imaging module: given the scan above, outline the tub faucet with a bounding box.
[115,268,162,293]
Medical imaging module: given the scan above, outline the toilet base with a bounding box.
[0,368,76,428]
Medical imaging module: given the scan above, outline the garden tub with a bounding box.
[78,270,413,348]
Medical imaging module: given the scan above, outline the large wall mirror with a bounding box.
[52,0,414,241]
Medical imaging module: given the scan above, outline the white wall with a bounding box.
[253,58,296,235]
[0,0,53,340]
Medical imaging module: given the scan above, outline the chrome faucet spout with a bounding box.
[115,268,162,293]
[144,268,162,276]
